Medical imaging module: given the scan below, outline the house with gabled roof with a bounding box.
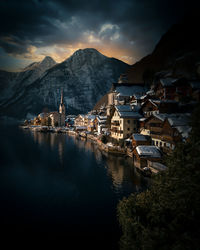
[74,114,86,127]
[160,113,191,153]
[154,78,177,99]
[140,113,168,140]
[131,133,150,148]
[133,145,162,168]
[94,115,107,135]
[154,77,192,101]
[141,113,191,153]
[106,83,148,116]
[110,105,142,140]
[141,99,178,117]
[85,115,96,132]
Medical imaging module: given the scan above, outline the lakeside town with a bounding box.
[22,72,200,176]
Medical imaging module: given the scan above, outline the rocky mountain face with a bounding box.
[0,48,129,119]
[125,14,200,84]
[0,56,57,110]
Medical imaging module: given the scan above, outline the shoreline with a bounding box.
[20,124,155,177]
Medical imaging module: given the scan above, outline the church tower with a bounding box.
[59,89,66,115]
[59,89,66,126]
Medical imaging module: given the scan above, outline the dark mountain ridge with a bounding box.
[126,14,200,84]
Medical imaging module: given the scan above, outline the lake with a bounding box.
[0,124,149,248]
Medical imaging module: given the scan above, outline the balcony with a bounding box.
[161,134,174,142]
[111,121,120,126]
[111,129,123,134]
[150,131,162,140]
[150,131,161,135]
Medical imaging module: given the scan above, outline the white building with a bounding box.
[110,105,142,140]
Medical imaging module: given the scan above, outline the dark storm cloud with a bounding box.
[0,0,199,63]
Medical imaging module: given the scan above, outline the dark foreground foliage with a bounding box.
[117,105,200,250]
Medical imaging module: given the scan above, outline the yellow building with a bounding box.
[111,105,142,140]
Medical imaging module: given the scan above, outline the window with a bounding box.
[127,120,130,124]
[156,141,158,146]
[127,128,130,131]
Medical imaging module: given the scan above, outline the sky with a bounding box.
[0,0,198,71]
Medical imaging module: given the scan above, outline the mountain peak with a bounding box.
[39,56,57,70]
[64,48,108,67]
[75,48,101,54]
[41,56,56,65]
[22,56,56,72]
[69,48,105,60]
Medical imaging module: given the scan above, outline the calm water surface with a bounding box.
[0,124,149,248]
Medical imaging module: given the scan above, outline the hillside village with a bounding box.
[23,70,200,176]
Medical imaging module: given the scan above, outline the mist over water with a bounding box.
[0,124,149,248]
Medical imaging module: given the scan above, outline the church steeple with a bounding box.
[60,89,63,104]
[59,89,66,115]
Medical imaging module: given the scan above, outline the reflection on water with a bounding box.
[0,125,149,248]
[32,131,66,165]
[30,130,148,195]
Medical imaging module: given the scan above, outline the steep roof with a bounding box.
[160,78,178,87]
[189,81,200,90]
[119,111,142,118]
[153,113,169,121]
[175,126,191,139]
[86,115,96,120]
[97,116,107,123]
[132,133,147,141]
[167,113,191,126]
[164,113,191,139]
[116,105,132,112]
[115,85,147,97]
[115,105,142,119]
[136,146,161,158]
[144,99,177,107]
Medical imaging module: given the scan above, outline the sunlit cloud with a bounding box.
[0,0,192,71]
[99,23,120,41]
[0,19,135,69]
